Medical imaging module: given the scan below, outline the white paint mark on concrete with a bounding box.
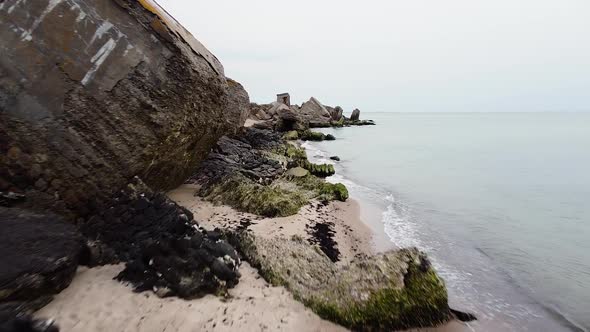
[68,2,86,22]
[81,38,117,85]
[123,43,134,56]
[20,0,63,41]
[87,21,113,46]
[76,10,86,22]
[6,0,26,13]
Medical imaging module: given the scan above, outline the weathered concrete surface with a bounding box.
[299,97,332,126]
[350,108,361,121]
[0,0,247,218]
[232,233,451,331]
[226,78,250,134]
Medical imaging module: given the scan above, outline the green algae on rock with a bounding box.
[283,131,300,140]
[201,174,308,217]
[231,233,451,331]
[195,129,349,216]
[300,130,326,141]
[301,161,336,178]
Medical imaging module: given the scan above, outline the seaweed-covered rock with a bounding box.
[282,131,299,140]
[319,183,348,201]
[0,208,83,323]
[300,130,326,141]
[291,176,348,202]
[344,119,376,126]
[194,130,348,217]
[201,174,308,218]
[299,161,335,178]
[192,129,285,186]
[232,234,451,331]
[80,178,240,298]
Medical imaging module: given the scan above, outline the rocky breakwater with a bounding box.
[248,97,375,131]
[1,0,248,329]
[192,127,347,217]
[190,126,456,330]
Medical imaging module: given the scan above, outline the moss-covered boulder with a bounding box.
[290,175,348,202]
[319,183,348,201]
[196,133,348,217]
[300,130,326,141]
[283,131,300,140]
[233,234,451,331]
[283,144,307,161]
[300,161,335,178]
[201,174,307,217]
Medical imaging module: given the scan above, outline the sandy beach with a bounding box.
[35,183,470,331]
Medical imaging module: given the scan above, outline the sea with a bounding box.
[303,112,590,332]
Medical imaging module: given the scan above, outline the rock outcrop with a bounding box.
[81,178,241,298]
[193,128,349,217]
[0,208,83,315]
[231,233,451,331]
[247,97,374,130]
[0,0,247,219]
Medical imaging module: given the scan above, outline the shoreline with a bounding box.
[34,184,363,331]
[34,140,472,332]
[33,185,375,331]
[35,183,468,331]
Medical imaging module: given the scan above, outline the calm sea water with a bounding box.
[304,112,590,332]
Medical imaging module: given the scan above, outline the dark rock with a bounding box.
[450,308,477,322]
[345,119,375,126]
[329,156,340,161]
[300,130,326,141]
[191,128,285,186]
[276,110,305,132]
[307,222,340,262]
[350,108,361,121]
[0,208,83,317]
[325,134,336,141]
[0,313,59,332]
[0,0,247,219]
[80,178,241,299]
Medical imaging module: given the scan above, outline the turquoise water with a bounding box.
[305,112,590,332]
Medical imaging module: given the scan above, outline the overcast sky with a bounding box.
[158,0,590,112]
